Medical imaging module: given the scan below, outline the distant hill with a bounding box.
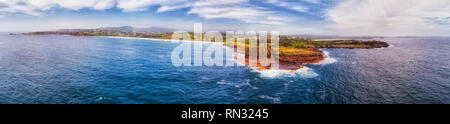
[287,35,385,40]
[99,26,135,31]
[99,26,176,33]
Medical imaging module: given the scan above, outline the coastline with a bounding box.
[100,36,301,71]
[25,33,390,71]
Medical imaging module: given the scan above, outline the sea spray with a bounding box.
[250,67,318,79]
[317,50,337,65]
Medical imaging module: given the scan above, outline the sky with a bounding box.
[0,0,449,36]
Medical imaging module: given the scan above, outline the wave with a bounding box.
[259,95,281,104]
[250,67,319,79]
[217,80,227,85]
[217,79,258,90]
[317,51,337,65]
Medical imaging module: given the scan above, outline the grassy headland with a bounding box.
[27,30,390,70]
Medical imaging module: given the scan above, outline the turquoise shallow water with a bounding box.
[0,34,448,104]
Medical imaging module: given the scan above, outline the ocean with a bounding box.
[0,34,448,104]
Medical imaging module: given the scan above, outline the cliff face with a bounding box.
[237,40,390,70]
[279,54,325,65]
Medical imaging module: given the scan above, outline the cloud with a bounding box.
[325,0,450,36]
[0,0,116,16]
[264,0,313,13]
[302,0,322,4]
[2,0,448,36]
[116,0,287,25]
[0,0,287,25]
[187,0,287,25]
[116,0,187,12]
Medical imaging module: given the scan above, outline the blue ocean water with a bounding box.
[0,34,448,104]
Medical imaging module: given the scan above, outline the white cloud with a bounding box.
[264,0,311,13]
[116,0,187,12]
[0,0,116,16]
[187,0,287,25]
[157,4,189,13]
[2,0,448,36]
[302,0,322,4]
[123,0,287,25]
[325,0,450,36]
[0,0,287,25]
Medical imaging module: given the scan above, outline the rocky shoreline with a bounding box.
[26,31,390,71]
[239,40,389,71]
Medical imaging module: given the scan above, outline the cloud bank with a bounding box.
[0,0,448,36]
[325,0,450,36]
[0,0,294,25]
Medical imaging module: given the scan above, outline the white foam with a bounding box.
[96,97,112,101]
[217,79,259,90]
[217,80,227,85]
[259,95,281,104]
[317,51,337,65]
[294,67,320,78]
[252,67,319,79]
